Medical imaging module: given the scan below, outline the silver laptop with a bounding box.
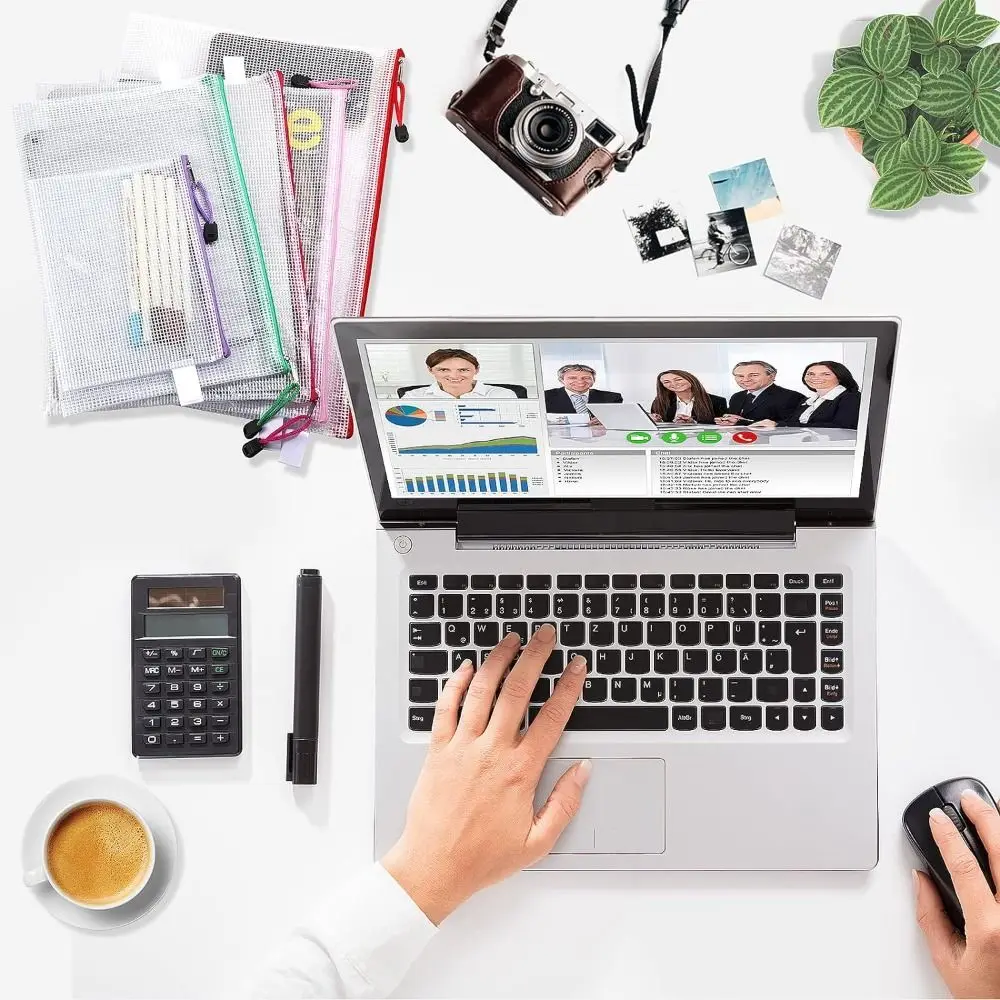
[334,318,898,871]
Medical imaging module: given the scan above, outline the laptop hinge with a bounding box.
[454,502,796,550]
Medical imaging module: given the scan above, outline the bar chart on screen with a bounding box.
[395,470,546,495]
[457,402,536,427]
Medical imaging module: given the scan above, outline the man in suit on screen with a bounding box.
[545,365,624,415]
[716,361,806,425]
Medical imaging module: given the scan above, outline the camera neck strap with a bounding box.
[482,0,691,171]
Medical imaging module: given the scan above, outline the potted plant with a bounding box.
[817,0,999,210]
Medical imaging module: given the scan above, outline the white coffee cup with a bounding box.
[23,797,156,910]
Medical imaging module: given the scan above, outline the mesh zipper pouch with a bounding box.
[121,15,406,438]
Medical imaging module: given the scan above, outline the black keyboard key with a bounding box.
[496,594,521,619]
[702,707,727,731]
[728,678,753,703]
[794,706,817,731]
[821,650,844,673]
[164,647,184,661]
[821,594,844,617]
[445,623,472,647]
[785,574,809,589]
[611,594,636,618]
[553,594,579,618]
[726,574,751,590]
[675,622,701,646]
[589,622,614,647]
[211,698,230,711]
[766,706,789,731]
[727,594,753,618]
[596,650,622,674]
[705,621,730,646]
[648,622,672,646]
[528,705,669,731]
[698,594,723,619]
[654,649,679,674]
[189,716,206,730]
[816,574,843,589]
[142,682,161,695]
[409,594,435,617]
[612,574,637,589]
[409,651,447,674]
[499,574,523,590]
[739,650,763,674]
[525,594,551,619]
[612,677,637,702]
[640,574,665,589]
[672,707,698,731]
[190,665,207,678]
[141,648,161,662]
[527,575,551,591]
[822,622,844,646]
[766,649,789,674]
[640,593,665,618]
[165,716,183,730]
[409,679,440,703]
[585,575,610,590]
[501,622,529,645]
[625,649,651,674]
[786,622,817,673]
[822,707,845,731]
[698,677,723,702]
[683,650,708,674]
[409,623,441,647]
[618,622,643,647]
[756,678,788,703]
[670,677,695,703]
[443,575,468,590]
[560,622,586,647]
[467,594,492,619]
[165,733,185,747]
[410,575,437,590]
[733,622,755,646]
[670,594,694,618]
[759,622,782,647]
[210,681,229,693]
[210,664,228,677]
[794,678,816,702]
[641,677,666,702]
[698,574,723,590]
[671,574,695,589]
[166,698,183,713]
[408,706,434,731]
[542,649,565,675]
[712,649,737,674]
[143,699,161,713]
[474,622,501,646]
[210,647,229,661]
[821,678,844,702]
[557,574,582,590]
[166,665,184,678]
[755,594,781,619]
[583,593,608,618]
[583,677,607,702]
[754,574,780,589]
[530,679,550,703]
[568,650,592,671]
[785,594,817,618]
[471,575,496,590]
[730,706,763,731]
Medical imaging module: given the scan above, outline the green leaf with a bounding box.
[908,15,938,54]
[972,90,1000,145]
[875,138,908,174]
[862,134,884,162]
[923,43,962,75]
[938,141,987,176]
[906,115,943,165]
[834,46,867,70]
[967,43,1000,89]
[865,105,907,139]
[953,15,1000,47]
[818,68,883,127]
[918,70,974,115]
[884,68,922,108]
[934,0,976,42]
[863,15,912,75]
[927,164,977,193]
[870,165,928,210]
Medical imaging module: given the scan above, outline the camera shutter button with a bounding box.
[530,84,544,97]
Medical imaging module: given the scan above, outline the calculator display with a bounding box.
[144,613,230,638]
[148,586,225,609]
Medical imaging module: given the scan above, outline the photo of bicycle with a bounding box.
[691,207,757,277]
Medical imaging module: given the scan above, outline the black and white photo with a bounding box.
[690,208,757,277]
[623,200,691,262]
[765,224,842,299]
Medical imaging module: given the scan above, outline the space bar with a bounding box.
[527,705,669,731]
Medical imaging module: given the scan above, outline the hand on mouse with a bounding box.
[915,790,1000,998]
[381,625,590,925]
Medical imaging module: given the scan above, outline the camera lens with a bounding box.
[512,101,581,169]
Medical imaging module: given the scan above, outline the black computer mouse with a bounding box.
[902,776,999,932]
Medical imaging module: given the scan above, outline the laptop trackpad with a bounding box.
[533,758,665,855]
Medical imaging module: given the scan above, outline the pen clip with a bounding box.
[286,732,295,782]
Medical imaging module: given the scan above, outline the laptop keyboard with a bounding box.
[406,572,846,735]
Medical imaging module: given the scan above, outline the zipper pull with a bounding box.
[289,73,312,88]
[184,158,218,244]
[392,77,408,142]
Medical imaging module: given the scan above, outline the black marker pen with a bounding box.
[287,569,323,785]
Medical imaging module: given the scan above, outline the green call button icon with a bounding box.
[626,431,652,445]
[660,431,688,445]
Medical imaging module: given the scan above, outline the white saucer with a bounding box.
[21,775,179,931]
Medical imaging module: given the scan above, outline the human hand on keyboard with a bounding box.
[914,791,1000,999]
[382,624,589,925]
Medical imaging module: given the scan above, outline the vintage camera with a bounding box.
[447,55,626,216]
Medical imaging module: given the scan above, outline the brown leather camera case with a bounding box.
[446,55,616,216]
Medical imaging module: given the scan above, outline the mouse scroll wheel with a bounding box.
[942,803,967,831]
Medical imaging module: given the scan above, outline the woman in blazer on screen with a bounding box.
[750,362,861,430]
[650,370,727,424]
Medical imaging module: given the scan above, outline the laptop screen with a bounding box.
[357,335,879,500]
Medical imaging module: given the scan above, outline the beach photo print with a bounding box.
[623,200,691,262]
[765,224,842,300]
[709,158,782,222]
[690,208,757,277]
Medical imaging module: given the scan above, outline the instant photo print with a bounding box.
[709,157,782,222]
[624,201,691,262]
[690,208,757,277]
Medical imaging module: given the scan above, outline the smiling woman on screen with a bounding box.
[750,361,860,431]
[400,349,518,400]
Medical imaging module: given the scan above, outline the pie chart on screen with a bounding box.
[385,404,428,427]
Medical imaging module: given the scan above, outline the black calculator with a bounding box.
[131,574,242,758]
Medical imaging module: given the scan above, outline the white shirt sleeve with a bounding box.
[248,863,438,1000]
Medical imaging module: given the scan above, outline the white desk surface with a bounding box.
[2,0,999,997]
